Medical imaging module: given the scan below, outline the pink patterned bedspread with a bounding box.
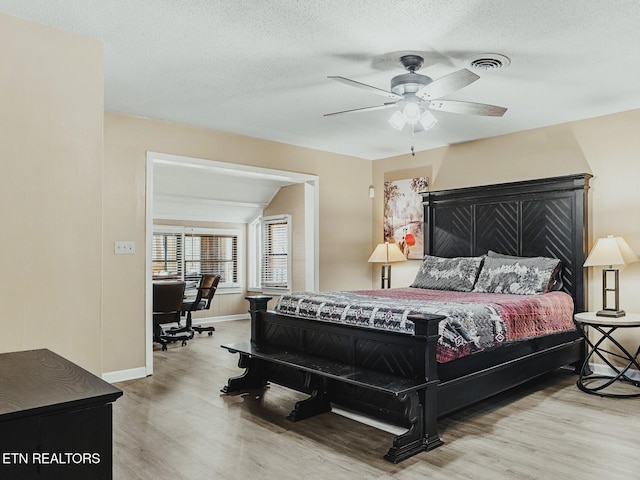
[274,288,575,363]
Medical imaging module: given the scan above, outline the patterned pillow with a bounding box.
[411,255,485,292]
[473,255,561,295]
[486,250,563,291]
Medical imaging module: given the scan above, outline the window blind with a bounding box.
[152,232,183,279]
[261,217,290,289]
[184,234,238,283]
[152,229,239,286]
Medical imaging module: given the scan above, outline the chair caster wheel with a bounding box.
[162,345,167,351]
[208,332,213,337]
[181,340,188,346]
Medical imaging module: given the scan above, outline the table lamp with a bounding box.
[583,235,639,317]
[368,242,407,289]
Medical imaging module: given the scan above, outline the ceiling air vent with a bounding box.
[467,54,510,71]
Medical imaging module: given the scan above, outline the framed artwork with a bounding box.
[383,177,428,260]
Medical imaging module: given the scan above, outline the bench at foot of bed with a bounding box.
[221,340,443,463]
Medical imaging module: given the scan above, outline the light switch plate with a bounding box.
[115,241,136,254]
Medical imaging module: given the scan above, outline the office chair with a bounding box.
[152,281,193,351]
[181,274,220,336]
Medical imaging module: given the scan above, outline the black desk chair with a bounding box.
[181,274,220,336]
[153,281,193,351]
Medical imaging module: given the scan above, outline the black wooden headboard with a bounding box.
[422,174,592,312]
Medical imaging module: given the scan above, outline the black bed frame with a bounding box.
[222,173,592,462]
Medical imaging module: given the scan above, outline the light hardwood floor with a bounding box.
[113,319,640,480]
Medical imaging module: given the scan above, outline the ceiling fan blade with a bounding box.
[324,102,398,117]
[415,68,480,100]
[328,76,402,100]
[428,100,507,117]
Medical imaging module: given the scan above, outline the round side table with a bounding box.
[574,312,640,398]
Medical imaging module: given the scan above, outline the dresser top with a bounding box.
[0,349,123,421]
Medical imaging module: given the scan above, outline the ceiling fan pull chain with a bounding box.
[410,127,416,156]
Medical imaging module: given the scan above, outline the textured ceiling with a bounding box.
[3,1,640,160]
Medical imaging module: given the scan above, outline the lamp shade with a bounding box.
[584,235,639,267]
[388,111,406,131]
[415,110,438,132]
[368,242,407,263]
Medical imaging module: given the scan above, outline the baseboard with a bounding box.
[102,315,248,384]
[191,313,249,326]
[102,366,148,384]
[589,363,640,381]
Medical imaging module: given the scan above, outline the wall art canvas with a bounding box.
[383,177,428,260]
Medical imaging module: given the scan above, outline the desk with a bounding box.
[574,312,640,398]
[0,349,123,479]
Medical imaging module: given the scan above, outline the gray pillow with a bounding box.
[411,255,484,292]
[473,254,561,295]
[487,250,563,291]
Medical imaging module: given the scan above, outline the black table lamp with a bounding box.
[584,235,639,317]
[368,242,407,289]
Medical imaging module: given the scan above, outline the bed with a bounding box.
[222,173,592,462]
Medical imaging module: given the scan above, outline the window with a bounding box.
[152,226,242,290]
[184,234,238,282]
[152,232,182,279]
[260,215,291,291]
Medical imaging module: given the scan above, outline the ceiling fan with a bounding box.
[324,54,507,133]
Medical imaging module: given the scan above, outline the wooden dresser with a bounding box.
[0,349,123,479]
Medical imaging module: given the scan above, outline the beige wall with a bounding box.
[103,113,373,374]
[0,14,104,373]
[264,183,307,292]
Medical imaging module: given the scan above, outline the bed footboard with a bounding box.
[222,296,445,462]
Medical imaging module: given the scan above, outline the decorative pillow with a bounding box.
[411,255,484,292]
[473,254,561,295]
[486,250,563,291]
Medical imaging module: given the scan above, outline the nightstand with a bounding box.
[574,312,640,398]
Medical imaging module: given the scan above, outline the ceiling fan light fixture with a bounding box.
[402,102,422,125]
[388,111,406,131]
[418,110,438,131]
